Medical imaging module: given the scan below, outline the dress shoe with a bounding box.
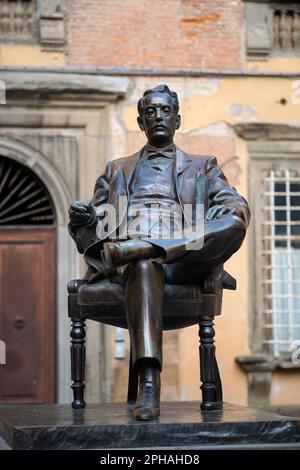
[102,240,160,273]
[133,365,161,421]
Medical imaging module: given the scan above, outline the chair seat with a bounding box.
[78,279,222,330]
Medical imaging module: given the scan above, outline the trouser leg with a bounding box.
[124,259,165,370]
[163,215,246,283]
[177,215,246,265]
[149,214,246,266]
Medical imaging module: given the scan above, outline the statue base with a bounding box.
[0,402,299,450]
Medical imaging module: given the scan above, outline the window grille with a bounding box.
[260,168,300,356]
[0,156,55,225]
[244,1,300,57]
[272,7,300,52]
[0,0,37,42]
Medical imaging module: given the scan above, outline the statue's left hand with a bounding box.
[205,205,237,220]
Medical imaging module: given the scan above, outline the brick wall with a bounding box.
[66,0,244,70]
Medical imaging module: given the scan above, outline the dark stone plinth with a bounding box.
[0,402,300,450]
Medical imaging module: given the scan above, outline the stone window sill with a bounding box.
[235,355,300,372]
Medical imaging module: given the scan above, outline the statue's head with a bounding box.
[137,84,181,148]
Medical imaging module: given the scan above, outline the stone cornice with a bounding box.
[0,70,131,100]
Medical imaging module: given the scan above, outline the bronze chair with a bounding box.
[68,265,236,411]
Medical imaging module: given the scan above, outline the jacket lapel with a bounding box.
[107,149,142,224]
[110,148,143,238]
[175,147,193,208]
[176,146,193,176]
[122,148,144,191]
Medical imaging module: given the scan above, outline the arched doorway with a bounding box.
[0,156,56,403]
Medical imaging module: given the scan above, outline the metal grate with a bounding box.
[0,156,55,225]
[0,0,37,42]
[273,7,300,52]
[260,169,300,356]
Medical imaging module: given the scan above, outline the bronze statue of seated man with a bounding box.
[68,84,250,420]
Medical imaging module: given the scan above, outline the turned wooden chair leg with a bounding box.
[127,347,138,404]
[199,316,218,411]
[70,318,86,409]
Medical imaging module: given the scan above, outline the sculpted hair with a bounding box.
[137,84,179,116]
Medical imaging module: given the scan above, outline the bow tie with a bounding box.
[147,145,175,160]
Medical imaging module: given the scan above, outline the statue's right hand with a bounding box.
[68,201,96,227]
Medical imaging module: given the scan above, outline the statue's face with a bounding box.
[137,92,181,147]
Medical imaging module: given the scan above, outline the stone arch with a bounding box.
[0,136,71,226]
[0,136,74,403]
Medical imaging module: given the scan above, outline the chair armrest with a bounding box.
[67,279,88,294]
[222,271,236,290]
[202,276,221,294]
[202,270,236,294]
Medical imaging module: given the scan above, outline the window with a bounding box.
[0,0,37,42]
[244,1,300,58]
[0,0,65,50]
[0,156,55,226]
[273,6,300,53]
[250,149,300,360]
[261,169,300,356]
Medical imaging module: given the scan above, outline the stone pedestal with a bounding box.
[0,402,299,450]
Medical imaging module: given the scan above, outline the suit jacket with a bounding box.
[69,146,250,281]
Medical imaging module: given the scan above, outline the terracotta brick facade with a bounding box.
[66,0,244,70]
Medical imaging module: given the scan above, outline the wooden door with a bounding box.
[0,229,56,404]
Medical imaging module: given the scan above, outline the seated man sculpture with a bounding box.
[68,84,250,420]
